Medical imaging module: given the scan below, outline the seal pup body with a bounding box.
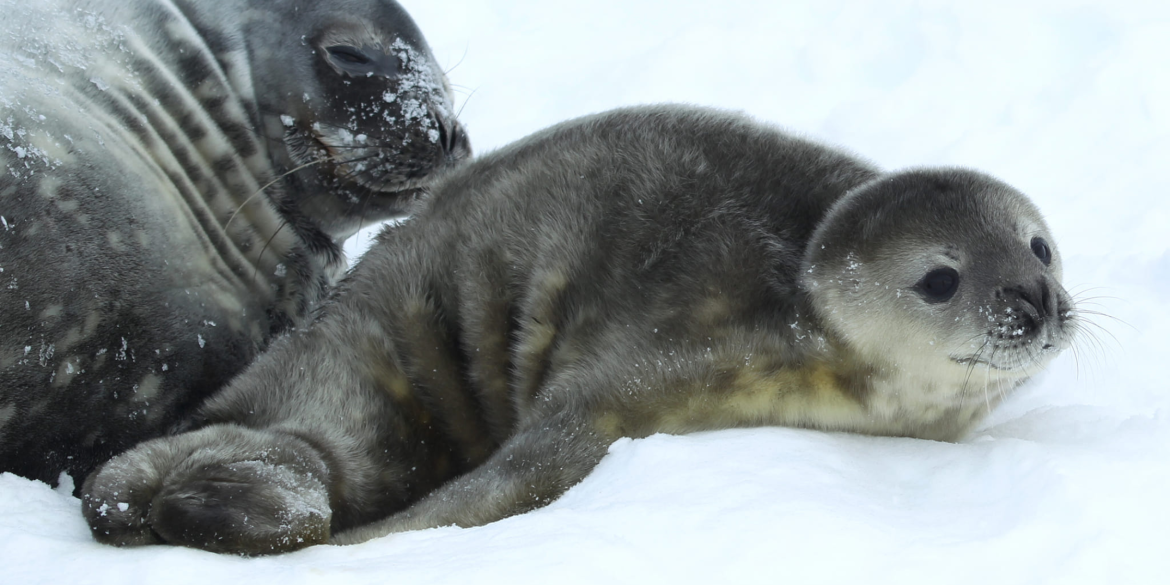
[82,105,1074,554]
[0,0,469,486]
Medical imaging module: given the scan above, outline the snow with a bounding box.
[5,0,1170,582]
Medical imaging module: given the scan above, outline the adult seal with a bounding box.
[82,105,1076,554]
[0,0,470,488]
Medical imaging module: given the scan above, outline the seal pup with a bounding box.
[82,105,1075,554]
[0,0,470,487]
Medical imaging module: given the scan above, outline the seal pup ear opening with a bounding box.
[801,168,1076,387]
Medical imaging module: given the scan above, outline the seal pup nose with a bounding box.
[1009,278,1057,322]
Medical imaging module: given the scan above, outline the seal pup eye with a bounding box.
[915,267,960,303]
[326,45,372,65]
[1030,236,1052,266]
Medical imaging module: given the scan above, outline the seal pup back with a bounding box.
[81,105,1075,554]
[0,0,469,487]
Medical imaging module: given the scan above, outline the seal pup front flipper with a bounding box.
[82,425,331,554]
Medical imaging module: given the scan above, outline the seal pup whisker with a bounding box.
[1064,313,1114,380]
[957,336,992,413]
[979,345,997,414]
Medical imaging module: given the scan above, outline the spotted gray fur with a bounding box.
[82,105,1074,555]
[0,0,469,487]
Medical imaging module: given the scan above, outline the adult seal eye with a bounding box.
[326,45,372,66]
[916,267,960,303]
[1030,236,1052,266]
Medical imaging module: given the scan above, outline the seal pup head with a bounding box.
[802,169,1076,396]
[242,0,471,240]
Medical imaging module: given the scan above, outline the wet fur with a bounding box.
[82,105,1074,554]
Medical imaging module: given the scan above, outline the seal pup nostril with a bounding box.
[1008,282,1047,323]
[1040,278,1058,318]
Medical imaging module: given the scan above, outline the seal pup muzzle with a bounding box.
[81,105,1075,555]
[0,0,470,488]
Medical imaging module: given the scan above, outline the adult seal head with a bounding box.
[81,105,1076,554]
[0,0,470,488]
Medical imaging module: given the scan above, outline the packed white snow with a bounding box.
[4,0,1168,583]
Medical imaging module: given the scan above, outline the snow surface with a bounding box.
[5,0,1170,582]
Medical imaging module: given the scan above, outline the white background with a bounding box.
[5,0,1169,583]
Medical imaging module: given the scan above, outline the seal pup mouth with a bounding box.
[950,289,1077,373]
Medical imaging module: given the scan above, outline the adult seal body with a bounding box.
[82,105,1075,554]
[0,0,470,487]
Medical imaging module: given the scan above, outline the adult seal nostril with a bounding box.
[0,0,469,489]
[437,116,471,160]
